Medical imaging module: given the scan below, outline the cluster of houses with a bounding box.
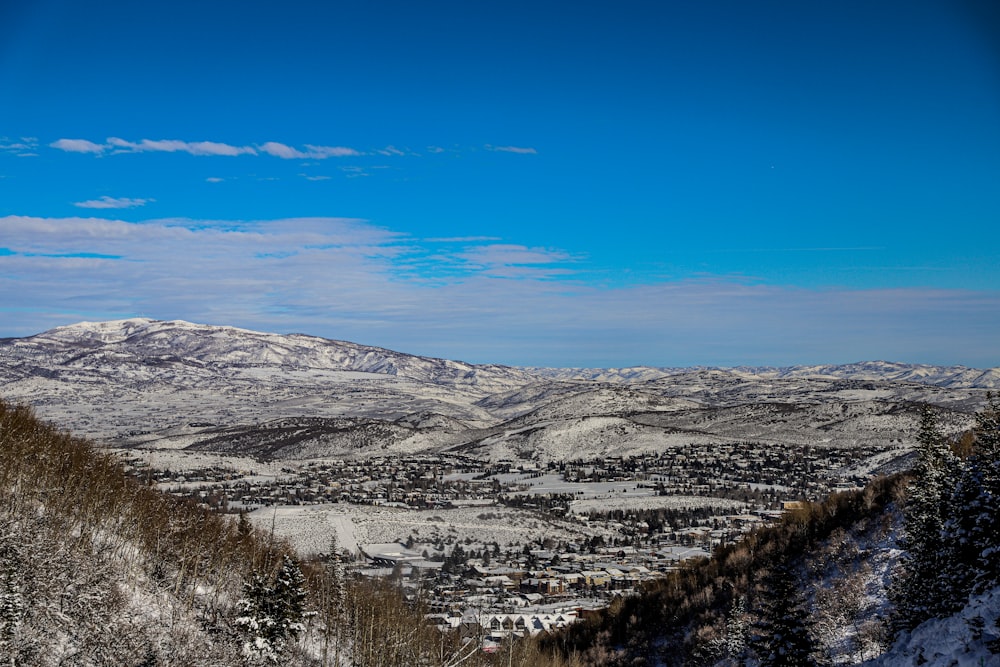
[136,442,877,517]
[429,605,593,644]
[357,540,715,638]
[123,444,878,640]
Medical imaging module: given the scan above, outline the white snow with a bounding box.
[868,585,1000,666]
[246,502,617,556]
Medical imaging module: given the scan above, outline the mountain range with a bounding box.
[0,318,995,465]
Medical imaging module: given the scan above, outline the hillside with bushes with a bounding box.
[540,401,1000,666]
[0,399,573,666]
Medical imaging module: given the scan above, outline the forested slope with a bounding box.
[0,399,572,666]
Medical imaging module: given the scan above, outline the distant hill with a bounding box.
[0,319,992,463]
[530,361,1000,389]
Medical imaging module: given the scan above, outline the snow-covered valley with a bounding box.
[2,319,999,665]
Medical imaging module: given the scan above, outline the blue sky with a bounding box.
[1,0,998,367]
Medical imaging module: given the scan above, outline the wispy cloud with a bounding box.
[51,137,255,156]
[305,144,361,158]
[51,137,363,159]
[258,142,309,159]
[340,166,370,178]
[370,146,413,157]
[425,236,504,243]
[1,215,997,367]
[108,137,256,156]
[259,142,361,159]
[0,137,39,156]
[451,244,579,279]
[487,145,538,154]
[73,196,154,209]
[47,138,540,161]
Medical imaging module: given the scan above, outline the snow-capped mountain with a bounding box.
[0,319,994,463]
[5,318,535,392]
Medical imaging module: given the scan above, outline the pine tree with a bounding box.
[750,563,826,666]
[236,572,281,663]
[700,595,749,666]
[892,406,960,628]
[235,556,309,664]
[970,394,1000,592]
[273,555,308,641]
[722,595,749,662]
[941,394,1000,600]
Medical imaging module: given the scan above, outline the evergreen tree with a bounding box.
[941,394,1000,600]
[722,595,749,663]
[273,555,308,640]
[236,572,280,663]
[970,394,1000,591]
[699,595,749,666]
[235,556,309,664]
[892,406,960,628]
[750,563,826,666]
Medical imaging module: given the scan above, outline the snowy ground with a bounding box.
[247,502,619,557]
[498,472,661,497]
[867,585,1000,666]
[569,495,745,514]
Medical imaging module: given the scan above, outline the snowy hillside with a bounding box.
[0,319,993,462]
[532,362,1000,389]
[4,317,536,392]
[870,585,1000,666]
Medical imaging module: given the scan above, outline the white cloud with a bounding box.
[305,144,361,158]
[205,177,225,183]
[487,145,538,154]
[0,137,39,156]
[107,138,257,156]
[73,196,154,209]
[1,215,998,367]
[46,138,542,161]
[445,244,579,279]
[51,137,363,160]
[258,142,309,159]
[50,138,106,153]
[51,137,259,156]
